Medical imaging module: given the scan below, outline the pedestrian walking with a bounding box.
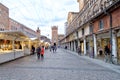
[52,45,55,52]
[49,46,52,52]
[52,43,57,53]
[77,45,81,55]
[104,45,110,62]
[65,46,67,49]
[36,46,41,59]
[52,45,55,53]
[41,46,45,59]
[31,45,35,55]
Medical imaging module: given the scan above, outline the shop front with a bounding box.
[117,37,120,63]
[0,31,30,64]
[86,35,94,57]
[97,38,110,59]
[79,38,84,55]
[96,32,110,59]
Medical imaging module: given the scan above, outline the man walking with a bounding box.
[77,45,81,55]
[104,45,110,62]
[36,46,41,59]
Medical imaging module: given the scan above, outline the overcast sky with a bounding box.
[1,0,79,39]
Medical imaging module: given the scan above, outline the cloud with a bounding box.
[1,0,79,39]
[51,17,65,22]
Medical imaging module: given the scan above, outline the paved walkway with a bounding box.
[64,49,120,74]
[0,48,120,80]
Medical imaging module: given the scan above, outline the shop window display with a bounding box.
[97,38,110,56]
[14,41,22,49]
[0,39,12,51]
[117,38,120,63]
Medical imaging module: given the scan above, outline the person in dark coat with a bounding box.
[104,45,110,62]
[77,46,81,55]
[31,45,35,55]
[36,46,41,59]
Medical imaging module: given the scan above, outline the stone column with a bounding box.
[74,41,76,51]
[84,38,87,55]
[73,41,74,51]
[28,40,31,54]
[112,33,117,58]
[71,41,73,51]
[12,40,15,50]
[93,34,97,57]
[21,41,24,50]
[12,40,15,59]
[69,42,70,50]
[78,39,80,47]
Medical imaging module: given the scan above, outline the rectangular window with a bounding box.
[99,19,104,30]
[76,31,78,38]
[89,25,93,34]
[82,28,84,35]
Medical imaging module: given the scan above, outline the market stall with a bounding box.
[0,30,30,64]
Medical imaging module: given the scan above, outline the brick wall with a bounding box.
[93,7,120,33]
[112,7,120,28]
[52,26,58,45]
[0,3,9,30]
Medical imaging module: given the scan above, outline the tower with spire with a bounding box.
[36,27,41,40]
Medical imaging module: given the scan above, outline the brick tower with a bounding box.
[36,27,41,41]
[51,26,58,45]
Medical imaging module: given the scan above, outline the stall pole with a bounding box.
[12,40,15,59]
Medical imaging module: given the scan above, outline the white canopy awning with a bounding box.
[0,30,30,41]
[30,37,38,40]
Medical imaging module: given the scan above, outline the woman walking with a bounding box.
[41,46,45,59]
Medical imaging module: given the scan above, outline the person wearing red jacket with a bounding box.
[41,46,45,58]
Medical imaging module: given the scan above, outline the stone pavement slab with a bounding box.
[0,48,120,80]
[64,49,120,74]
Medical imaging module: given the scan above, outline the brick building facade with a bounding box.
[60,0,120,64]
[0,3,9,31]
[9,18,37,38]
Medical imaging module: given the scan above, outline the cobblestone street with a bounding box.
[0,48,120,80]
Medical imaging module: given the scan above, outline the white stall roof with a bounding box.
[30,37,38,40]
[0,30,30,41]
